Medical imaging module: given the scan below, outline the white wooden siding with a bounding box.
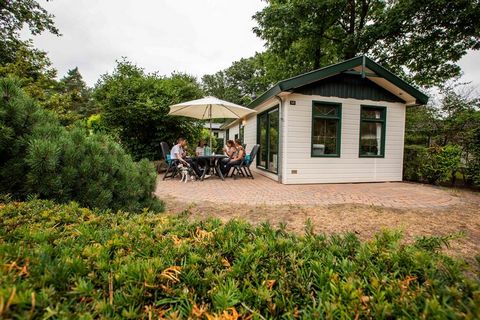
[283,94,406,184]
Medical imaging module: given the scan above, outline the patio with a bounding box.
[155,174,462,209]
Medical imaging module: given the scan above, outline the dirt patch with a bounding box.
[164,197,480,268]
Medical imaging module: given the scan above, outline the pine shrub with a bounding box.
[0,78,162,211]
[0,200,479,319]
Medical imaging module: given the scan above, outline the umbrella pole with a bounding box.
[209,105,212,150]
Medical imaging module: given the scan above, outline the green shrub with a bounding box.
[1,200,479,319]
[421,145,462,185]
[465,127,480,186]
[404,144,462,185]
[86,113,107,134]
[0,78,162,211]
[403,145,427,181]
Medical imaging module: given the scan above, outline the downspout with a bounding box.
[274,95,284,184]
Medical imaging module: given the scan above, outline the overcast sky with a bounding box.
[26,0,480,89]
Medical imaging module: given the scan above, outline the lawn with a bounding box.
[1,199,479,319]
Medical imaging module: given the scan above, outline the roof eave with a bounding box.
[364,57,429,105]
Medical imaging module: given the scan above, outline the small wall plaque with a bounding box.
[289,100,296,105]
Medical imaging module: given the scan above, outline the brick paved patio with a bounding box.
[155,174,461,209]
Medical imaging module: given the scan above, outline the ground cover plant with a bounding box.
[1,200,479,319]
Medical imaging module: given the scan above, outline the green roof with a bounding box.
[248,56,429,108]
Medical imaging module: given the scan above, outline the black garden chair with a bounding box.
[230,144,260,180]
[160,142,178,180]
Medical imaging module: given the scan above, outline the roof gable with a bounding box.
[295,73,404,103]
[249,56,429,108]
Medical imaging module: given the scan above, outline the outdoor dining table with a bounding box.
[195,154,229,181]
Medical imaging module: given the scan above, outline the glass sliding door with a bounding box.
[257,106,279,173]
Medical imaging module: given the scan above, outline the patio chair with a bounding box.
[160,142,178,180]
[231,144,260,180]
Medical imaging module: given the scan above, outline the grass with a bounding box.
[0,199,479,319]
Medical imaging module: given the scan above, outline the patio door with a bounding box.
[257,106,279,173]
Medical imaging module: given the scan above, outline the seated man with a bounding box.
[171,137,205,178]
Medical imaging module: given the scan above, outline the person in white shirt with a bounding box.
[195,140,206,156]
[171,138,204,178]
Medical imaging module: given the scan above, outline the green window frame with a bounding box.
[239,124,245,143]
[359,105,386,158]
[311,101,342,157]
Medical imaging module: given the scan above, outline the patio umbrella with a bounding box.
[168,96,256,148]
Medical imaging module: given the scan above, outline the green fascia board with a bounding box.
[248,55,429,108]
[248,84,282,109]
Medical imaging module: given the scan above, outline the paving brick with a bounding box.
[155,175,462,209]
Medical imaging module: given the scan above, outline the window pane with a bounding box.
[258,114,267,167]
[312,118,338,155]
[313,104,338,117]
[268,110,279,172]
[239,125,244,143]
[360,122,383,156]
[361,108,383,120]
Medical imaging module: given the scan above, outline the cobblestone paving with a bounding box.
[155,174,463,209]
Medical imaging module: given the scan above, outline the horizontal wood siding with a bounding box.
[284,94,405,184]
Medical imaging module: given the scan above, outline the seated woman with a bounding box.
[195,140,207,172]
[222,139,245,176]
[196,140,206,156]
[223,140,236,159]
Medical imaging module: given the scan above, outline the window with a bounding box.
[239,124,244,143]
[359,106,386,157]
[226,128,229,141]
[311,102,341,157]
[257,106,279,173]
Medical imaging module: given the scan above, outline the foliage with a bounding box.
[0,41,57,103]
[94,60,204,160]
[0,77,162,211]
[47,67,95,125]
[0,0,60,65]
[403,144,462,185]
[421,145,462,184]
[253,0,480,86]
[0,199,479,319]
[465,127,480,185]
[403,145,427,182]
[405,84,480,185]
[86,113,107,134]
[404,105,441,146]
[202,51,302,106]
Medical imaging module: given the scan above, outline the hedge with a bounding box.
[1,200,479,319]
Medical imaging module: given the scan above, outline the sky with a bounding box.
[25,0,480,88]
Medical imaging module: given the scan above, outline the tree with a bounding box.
[0,0,60,64]
[0,41,57,102]
[47,67,95,125]
[94,60,204,160]
[253,0,480,86]
[202,51,287,105]
[404,82,480,185]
